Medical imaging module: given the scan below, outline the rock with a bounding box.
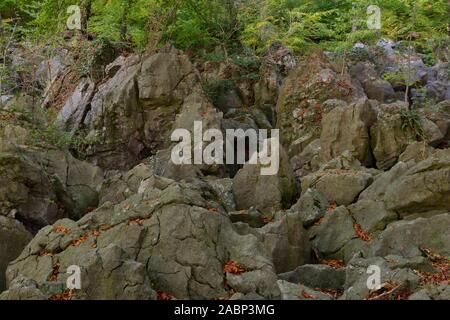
[291,188,328,228]
[0,276,46,300]
[277,280,332,300]
[0,217,32,291]
[301,153,375,206]
[421,117,445,147]
[98,163,155,206]
[348,199,397,235]
[35,48,71,88]
[276,52,362,147]
[290,139,321,178]
[278,264,345,290]
[5,170,280,300]
[310,206,364,262]
[206,178,236,212]
[408,289,431,300]
[364,79,396,103]
[255,42,296,125]
[57,77,96,132]
[1,95,13,107]
[398,142,434,163]
[370,102,416,170]
[358,161,413,201]
[0,150,61,232]
[383,149,450,216]
[0,124,103,232]
[426,63,450,102]
[341,256,420,300]
[320,98,377,166]
[350,62,395,102]
[233,146,297,213]
[257,210,311,273]
[60,46,221,171]
[367,213,450,258]
[229,208,266,228]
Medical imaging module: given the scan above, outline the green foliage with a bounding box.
[3,0,449,59]
[400,108,425,140]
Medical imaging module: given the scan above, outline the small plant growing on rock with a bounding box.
[399,108,425,140]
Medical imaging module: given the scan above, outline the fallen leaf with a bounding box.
[53,225,71,235]
[48,289,73,301]
[128,218,144,226]
[300,288,316,299]
[223,261,246,275]
[71,234,89,247]
[49,263,61,282]
[326,202,337,213]
[156,290,172,300]
[354,223,372,242]
[319,259,345,269]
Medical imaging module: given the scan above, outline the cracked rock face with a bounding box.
[0,143,103,233]
[4,165,280,300]
[61,46,221,171]
[0,217,32,291]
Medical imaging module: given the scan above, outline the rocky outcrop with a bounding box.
[276,52,363,148]
[370,102,416,170]
[301,152,377,206]
[320,98,377,166]
[57,46,222,171]
[233,147,297,213]
[0,217,32,291]
[0,126,103,233]
[4,164,281,300]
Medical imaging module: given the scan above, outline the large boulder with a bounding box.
[257,210,311,273]
[0,144,103,232]
[309,206,364,262]
[233,147,297,213]
[301,152,377,206]
[320,98,377,166]
[4,165,280,300]
[278,264,346,290]
[276,52,363,148]
[341,256,421,300]
[59,46,221,171]
[350,62,395,103]
[0,216,32,291]
[255,42,297,125]
[367,213,450,258]
[370,102,416,170]
[383,149,450,216]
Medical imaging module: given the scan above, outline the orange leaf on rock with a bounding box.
[48,289,73,301]
[156,290,172,300]
[354,223,372,242]
[300,288,316,299]
[223,261,246,275]
[128,218,144,226]
[71,234,89,247]
[326,202,337,213]
[319,259,345,269]
[53,225,71,235]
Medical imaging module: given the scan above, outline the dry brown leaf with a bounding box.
[156,290,172,300]
[326,202,337,212]
[48,289,73,301]
[71,234,89,247]
[223,261,246,275]
[354,223,372,242]
[53,225,71,235]
[319,259,345,269]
